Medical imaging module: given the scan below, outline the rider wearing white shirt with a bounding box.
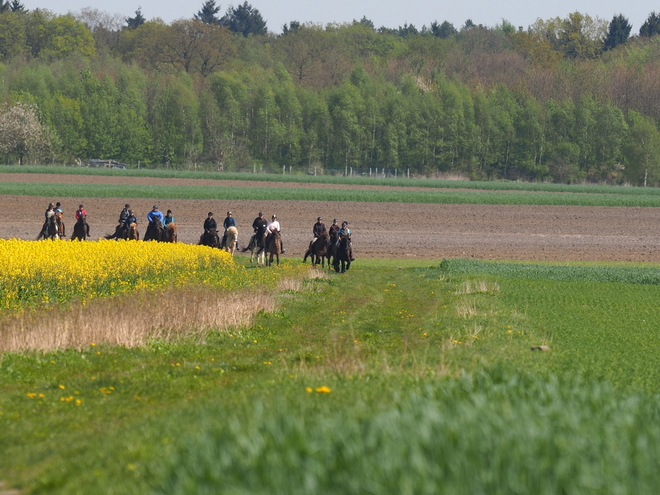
[266,214,285,253]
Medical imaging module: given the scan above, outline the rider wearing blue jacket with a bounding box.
[147,205,164,226]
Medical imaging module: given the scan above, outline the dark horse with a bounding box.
[144,219,164,242]
[303,231,330,268]
[265,230,282,267]
[243,229,267,264]
[37,214,60,240]
[199,228,220,248]
[333,235,352,273]
[71,214,90,241]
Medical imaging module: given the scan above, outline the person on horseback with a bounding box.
[312,216,326,243]
[222,211,236,248]
[110,204,131,239]
[124,210,137,230]
[55,202,63,214]
[75,204,87,220]
[329,218,340,239]
[266,214,285,254]
[202,212,217,244]
[147,205,164,227]
[252,212,267,233]
[338,221,355,261]
[163,210,174,227]
[40,203,55,238]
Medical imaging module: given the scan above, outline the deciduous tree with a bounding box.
[0,101,52,164]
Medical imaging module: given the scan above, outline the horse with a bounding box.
[303,230,330,268]
[127,222,139,241]
[224,226,238,256]
[144,219,164,242]
[199,228,220,248]
[71,214,90,241]
[333,235,352,273]
[164,223,177,243]
[37,214,60,240]
[55,211,65,238]
[243,229,267,265]
[265,230,282,267]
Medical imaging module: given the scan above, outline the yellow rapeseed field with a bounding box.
[0,239,287,312]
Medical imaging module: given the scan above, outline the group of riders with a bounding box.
[39,202,89,240]
[39,202,355,261]
[310,216,355,261]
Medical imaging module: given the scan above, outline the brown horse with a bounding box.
[303,230,330,268]
[224,226,238,256]
[127,222,139,241]
[71,214,90,241]
[55,211,65,238]
[164,223,177,243]
[199,228,220,248]
[265,230,282,267]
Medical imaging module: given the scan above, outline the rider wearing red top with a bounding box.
[75,204,87,220]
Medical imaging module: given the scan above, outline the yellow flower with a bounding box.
[315,386,332,393]
[305,387,313,393]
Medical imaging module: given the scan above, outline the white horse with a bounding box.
[224,226,238,256]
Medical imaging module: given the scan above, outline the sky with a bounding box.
[25,0,660,34]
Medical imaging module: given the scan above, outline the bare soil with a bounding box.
[3,173,660,262]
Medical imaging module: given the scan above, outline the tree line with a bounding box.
[2,3,660,184]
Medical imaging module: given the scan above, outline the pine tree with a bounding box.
[125,7,145,30]
[640,12,660,37]
[195,0,221,25]
[220,2,267,37]
[604,14,631,50]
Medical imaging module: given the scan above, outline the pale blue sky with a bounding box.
[26,0,660,34]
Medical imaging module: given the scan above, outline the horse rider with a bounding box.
[110,203,131,238]
[124,209,137,231]
[243,211,267,251]
[222,211,236,248]
[312,216,326,243]
[328,218,340,245]
[41,203,55,237]
[75,204,90,237]
[202,212,217,244]
[75,204,87,220]
[266,214,285,254]
[54,201,65,237]
[147,205,164,227]
[163,209,175,228]
[338,221,355,261]
[253,211,267,234]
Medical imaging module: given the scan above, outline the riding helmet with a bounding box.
[342,221,348,226]
[272,214,277,219]
[317,216,322,221]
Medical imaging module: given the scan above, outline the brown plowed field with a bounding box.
[3,173,660,262]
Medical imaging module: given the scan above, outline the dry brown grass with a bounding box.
[0,286,277,352]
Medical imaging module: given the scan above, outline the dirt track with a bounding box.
[3,173,660,262]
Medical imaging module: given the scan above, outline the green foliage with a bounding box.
[5,10,660,182]
[4,258,660,493]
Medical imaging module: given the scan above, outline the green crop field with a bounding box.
[5,179,660,207]
[2,256,660,493]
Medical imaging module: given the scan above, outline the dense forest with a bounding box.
[3,1,660,184]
